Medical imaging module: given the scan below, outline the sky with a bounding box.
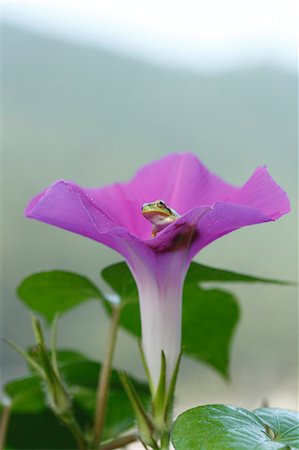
[2,0,298,71]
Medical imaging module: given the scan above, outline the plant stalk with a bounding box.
[160,431,170,450]
[64,418,87,450]
[0,402,11,450]
[100,432,138,449]
[94,304,121,445]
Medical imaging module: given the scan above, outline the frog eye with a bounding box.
[157,201,165,207]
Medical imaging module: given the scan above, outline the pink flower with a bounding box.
[25,153,290,390]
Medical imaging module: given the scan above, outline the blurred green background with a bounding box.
[1,23,298,414]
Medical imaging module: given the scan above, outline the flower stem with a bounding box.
[94,304,121,445]
[99,433,138,449]
[0,402,11,450]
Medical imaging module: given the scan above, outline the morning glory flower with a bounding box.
[25,153,290,391]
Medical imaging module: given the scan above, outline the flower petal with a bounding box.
[24,180,139,261]
[83,153,238,239]
[25,180,118,237]
[188,202,279,261]
[28,156,289,244]
[25,179,157,268]
[123,152,238,214]
[229,166,290,219]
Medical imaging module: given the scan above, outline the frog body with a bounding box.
[141,200,180,237]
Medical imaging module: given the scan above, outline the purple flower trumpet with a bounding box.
[25,153,290,391]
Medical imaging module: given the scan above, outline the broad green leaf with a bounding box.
[17,271,104,322]
[4,376,45,413]
[113,300,141,337]
[182,284,239,377]
[103,260,294,295]
[171,404,299,449]
[101,263,141,335]
[50,349,87,365]
[255,408,299,448]
[3,350,149,448]
[102,263,138,304]
[5,411,76,450]
[186,262,293,285]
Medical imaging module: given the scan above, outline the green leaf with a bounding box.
[5,410,77,450]
[101,262,141,336]
[112,300,141,336]
[102,263,138,304]
[4,376,45,413]
[171,404,299,449]
[2,350,149,448]
[182,284,239,377]
[17,271,104,322]
[186,262,294,285]
[254,408,299,448]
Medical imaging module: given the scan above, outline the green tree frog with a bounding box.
[141,200,180,237]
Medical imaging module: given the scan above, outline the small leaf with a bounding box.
[171,404,299,449]
[17,271,104,322]
[186,262,293,285]
[182,284,239,377]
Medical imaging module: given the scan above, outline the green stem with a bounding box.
[0,402,11,450]
[94,304,121,445]
[64,418,87,450]
[160,431,170,450]
[51,313,60,377]
[99,433,138,449]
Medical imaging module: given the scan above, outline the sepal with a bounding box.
[30,316,72,418]
[138,340,154,398]
[165,350,182,422]
[2,337,46,380]
[4,316,73,420]
[153,351,182,434]
[118,371,157,449]
[153,352,167,430]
